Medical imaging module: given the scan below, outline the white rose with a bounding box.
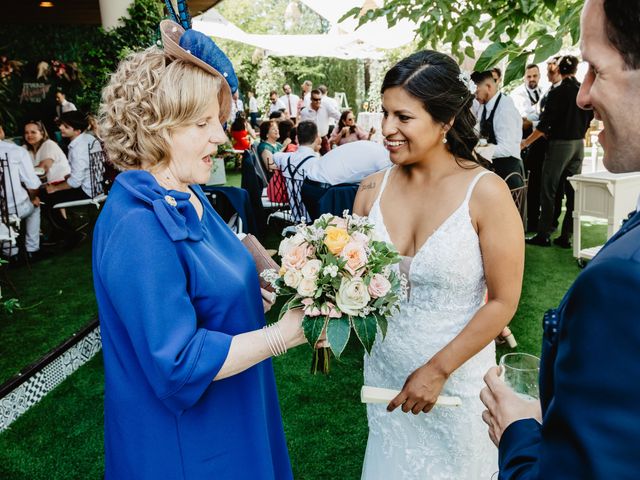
[335,277,371,316]
[278,233,305,257]
[301,259,322,279]
[283,269,302,289]
[297,277,317,297]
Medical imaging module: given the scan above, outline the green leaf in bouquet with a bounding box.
[326,317,351,358]
[277,295,300,322]
[375,313,388,339]
[353,315,378,354]
[302,315,327,348]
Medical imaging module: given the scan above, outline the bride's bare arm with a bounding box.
[388,173,524,414]
[353,170,387,216]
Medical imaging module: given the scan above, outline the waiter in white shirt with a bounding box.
[268,90,286,116]
[511,64,544,230]
[273,121,320,223]
[279,84,300,123]
[299,80,313,113]
[299,89,341,155]
[471,70,524,188]
[0,141,42,259]
[302,141,391,220]
[248,91,259,128]
[230,91,244,123]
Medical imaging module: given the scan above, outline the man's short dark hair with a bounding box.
[558,55,579,75]
[269,90,278,96]
[296,121,318,145]
[310,89,322,97]
[471,71,495,85]
[60,110,88,131]
[525,64,539,71]
[269,111,283,120]
[491,67,502,78]
[603,0,640,69]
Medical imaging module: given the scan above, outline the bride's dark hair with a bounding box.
[381,50,489,169]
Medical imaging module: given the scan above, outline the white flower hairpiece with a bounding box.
[458,71,477,95]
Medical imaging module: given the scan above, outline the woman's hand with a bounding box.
[261,288,276,313]
[340,126,350,137]
[277,308,307,349]
[387,362,449,414]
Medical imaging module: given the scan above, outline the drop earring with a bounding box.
[442,132,448,144]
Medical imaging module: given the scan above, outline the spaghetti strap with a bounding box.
[373,166,394,206]
[463,170,492,204]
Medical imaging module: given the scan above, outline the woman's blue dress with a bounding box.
[93,170,292,479]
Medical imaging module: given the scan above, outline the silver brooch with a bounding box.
[164,195,177,207]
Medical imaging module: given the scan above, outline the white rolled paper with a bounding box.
[361,386,462,407]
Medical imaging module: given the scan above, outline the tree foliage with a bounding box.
[343,0,583,86]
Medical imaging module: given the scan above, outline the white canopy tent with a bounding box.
[191,1,418,60]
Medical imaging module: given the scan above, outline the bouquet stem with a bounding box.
[311,347,331,374]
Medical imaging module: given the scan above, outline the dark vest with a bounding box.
[479,93,503,145]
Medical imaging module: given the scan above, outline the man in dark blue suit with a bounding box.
[480,1,640,478]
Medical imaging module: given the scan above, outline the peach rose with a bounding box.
[350,231,370,246]
[324,226,351,255]
[341,242,368,276]
[368,273,391,298]
[283,243,310,270]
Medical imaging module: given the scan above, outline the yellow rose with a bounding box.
[279,265,287,276]
[324,226,351,255]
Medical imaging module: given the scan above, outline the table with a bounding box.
[356,112,384,143]
[568,171,640,264]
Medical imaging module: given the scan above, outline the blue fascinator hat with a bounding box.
[160,19,238,123]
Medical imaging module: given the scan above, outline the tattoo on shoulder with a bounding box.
[360,181,376,191]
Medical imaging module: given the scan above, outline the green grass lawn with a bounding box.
[0,193,609,478]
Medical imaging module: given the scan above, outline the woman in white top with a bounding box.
[23,120,70,183]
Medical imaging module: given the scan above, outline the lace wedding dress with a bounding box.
[362,167,498,479]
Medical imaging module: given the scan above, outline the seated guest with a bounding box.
[41,110,100,246]
[0,140,42,260]
[23,120,71,183]
[278,120,298,152]
[329,110,374,147]
[229,112,255,151]
[302,140,391,220]
[257,120,289,175]
[273,121,320,223]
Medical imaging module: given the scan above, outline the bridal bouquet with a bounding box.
[261,212,405,374]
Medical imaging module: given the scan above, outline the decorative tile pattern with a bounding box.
[0,326,101,432]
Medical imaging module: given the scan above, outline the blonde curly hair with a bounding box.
[99,46,221,170]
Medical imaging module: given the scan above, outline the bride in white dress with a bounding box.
[353,51,525,479]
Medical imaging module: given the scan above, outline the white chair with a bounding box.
[0,154,20,256]
[53,138,107,210]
